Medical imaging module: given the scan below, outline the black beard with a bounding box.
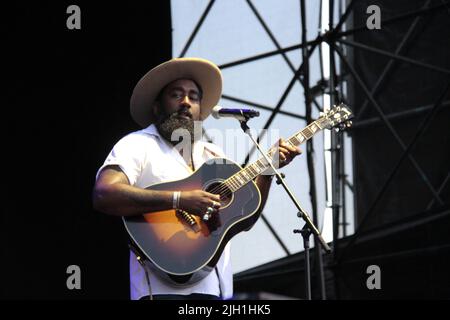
[156,112,195,145]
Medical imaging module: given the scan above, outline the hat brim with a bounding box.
[130,58,222,128]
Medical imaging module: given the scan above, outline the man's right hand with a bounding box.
[178,190,221,217]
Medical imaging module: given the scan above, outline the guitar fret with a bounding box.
[297,133,306,143]
[248,165,258,176]
[256,160,266,173]
[315,119,325,130]
[287,136,296,145]
[241,170,251,181]
[236,174,245,185]
[225,178,233,191]
[235,176,241,188]
[286,138,297,147]
[228,177,238,191]
[233,176,241,189]
[256,160,266,170]
[227,119,328,193]
[309,123,318,133]
[303,127,313,139]
[232,179,239,191]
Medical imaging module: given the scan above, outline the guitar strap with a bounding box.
[190,152,195,171]
[129,243,153,300]
[214,267,223,299]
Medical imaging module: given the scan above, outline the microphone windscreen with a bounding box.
[211,105,222,119]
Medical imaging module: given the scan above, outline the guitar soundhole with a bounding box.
[205,181,233,208]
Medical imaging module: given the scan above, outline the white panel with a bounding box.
[171,0,210,57]
[248,0,301,48]
[173,0,276,62]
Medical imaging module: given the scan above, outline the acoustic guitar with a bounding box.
[123,104,352,285]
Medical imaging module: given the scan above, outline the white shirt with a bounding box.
[96,124,233,300]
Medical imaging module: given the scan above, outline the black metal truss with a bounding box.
[427,171,450,210]
[353,0,434,121]
[335,78,450,262]
[338,1,450,37]
[352,100,450,129]
[334,43,444,205]
[221,94,307,121]
[330,0,450,269]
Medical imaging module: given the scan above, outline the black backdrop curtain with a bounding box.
[3,2,172,299]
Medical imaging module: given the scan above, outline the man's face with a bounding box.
[156,79,202,121]
[154,79,202,145]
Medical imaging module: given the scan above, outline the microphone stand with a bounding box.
[238,115,331,300]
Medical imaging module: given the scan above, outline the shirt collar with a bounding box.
[141,124,161,138]
[141,123,209,154]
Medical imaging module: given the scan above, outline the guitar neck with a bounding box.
[223,119,326,192]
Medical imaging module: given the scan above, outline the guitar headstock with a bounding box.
[318,103,353,131]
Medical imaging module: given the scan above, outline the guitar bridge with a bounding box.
[176,209,200,232]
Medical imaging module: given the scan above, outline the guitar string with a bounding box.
[205,118,330,198]
[207,135,297,197]
[207,156,272,195]
[205,151,275,198]
[201,116,347,202]
[206,138,299,197]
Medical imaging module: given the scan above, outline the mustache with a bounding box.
[161,110,192,121]
[156,106,193,124]
[175,108,192,118]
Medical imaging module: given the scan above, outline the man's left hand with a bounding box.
[277,138,302,168]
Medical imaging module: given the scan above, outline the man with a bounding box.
[93,57,301,300]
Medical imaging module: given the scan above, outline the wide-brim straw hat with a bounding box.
[130,57,222,128]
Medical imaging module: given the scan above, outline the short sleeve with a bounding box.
[96,133,148,186]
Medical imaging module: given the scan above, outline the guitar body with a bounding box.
[123,158,261,285]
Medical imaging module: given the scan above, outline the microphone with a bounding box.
[211,106,260,121]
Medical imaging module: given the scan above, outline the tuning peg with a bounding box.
[346,121,352,128]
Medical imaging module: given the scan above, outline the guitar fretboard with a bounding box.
[222,118,326,193]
